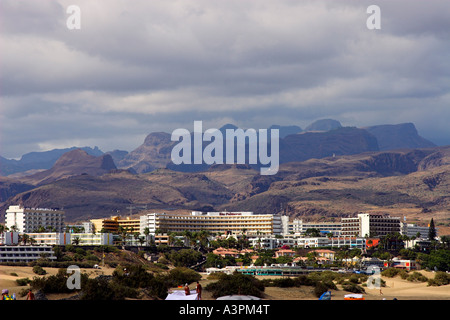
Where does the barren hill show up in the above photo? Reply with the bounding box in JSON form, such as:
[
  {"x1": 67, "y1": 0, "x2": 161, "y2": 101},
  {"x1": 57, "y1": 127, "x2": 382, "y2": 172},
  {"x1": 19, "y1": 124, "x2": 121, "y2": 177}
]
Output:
[{"x1": 17, "y1": 149, "x2": 117, "y2": 186}]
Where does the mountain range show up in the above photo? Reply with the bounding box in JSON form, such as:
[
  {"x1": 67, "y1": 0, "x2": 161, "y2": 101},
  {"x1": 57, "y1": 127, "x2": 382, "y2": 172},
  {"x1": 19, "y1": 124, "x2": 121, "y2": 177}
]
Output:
[
  {"x1": 0, "y1": 119, "x2": 447, "y2": 235},
  {"x1": 1, "y1": 120, "x2": 436, "y2": 177}
]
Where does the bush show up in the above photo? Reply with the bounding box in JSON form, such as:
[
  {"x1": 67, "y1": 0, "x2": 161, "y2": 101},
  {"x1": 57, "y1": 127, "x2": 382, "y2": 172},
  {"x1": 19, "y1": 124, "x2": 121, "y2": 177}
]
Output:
[
  {"x1": 112, "y1": 264, "x2": 154, "y2": 288},
  {"x1": 407, "y1": 272, "x2": 428, "y2": 282},
  {"x1": 10, "y1": 272, "x2": 18, "y2": 277},
  {"x1": 314, "y1": 281, "x2": 329, "y2": 298},
  {"x1": 31, "y1": 268, "x2": 88, "y2": 294},
  {"x1": 205, "y1": 273, "x2": 265, "y2": 299},
  {"x1": 381, "y1": 268, "x2": 401, "y2": 278},
  {"x1": 65, "y1": 244, "x2": 75, "y2": 253},
  {"x1": 85, "y1": 254, "x2": 100, "y2": 262},
  {"x1": 342, "y1": 283, "x2": 365, "y2": 294},
  {"x1": 80, "y1": 277, "x2": 138, "y2": 300},
  {"x1": 165, "y1": 267, "x2": 202, "y2": 287},
  {"x1": 434, "y1": 272, "x2": 450, "y2": 286},
  {"x1": 16, "y1": 278, "x2": 31, "y2": 286},
  {"x1": 75, "y1": 248, "x2": 86, "y2": 256},
  {"x1": 33, "y1": 265, "x2": 47, "y2": 275},
  {"x1": 165, "y1": 249, "x2": 203, "y2": 268}
]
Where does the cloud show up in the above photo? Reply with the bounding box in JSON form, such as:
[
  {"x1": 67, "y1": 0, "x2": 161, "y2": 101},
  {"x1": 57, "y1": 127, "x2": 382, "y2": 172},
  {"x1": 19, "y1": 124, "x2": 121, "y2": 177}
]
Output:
[{"x1": 1, "y1": 0, "x2": 450, "y2": 158}]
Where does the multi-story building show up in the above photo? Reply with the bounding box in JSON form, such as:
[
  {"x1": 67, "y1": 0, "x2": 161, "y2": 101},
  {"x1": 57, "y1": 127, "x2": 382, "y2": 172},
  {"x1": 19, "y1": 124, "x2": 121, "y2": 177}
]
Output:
[
  {"x1": 341, "y1": 213, "x2": 400, "y2": 238},
  {"x1": 28, "y1": 232, "x2": 114, "y2": 246},
  {"x1": 90, "y1": 216, "x2": 140, "y2": 234},
  {"x1": 0, "y1": 246, "x2": 56, "y2": 263},
  {"x1": 140, "y1": 211, "x2": 287, "y2": 236},
  {"x1": 5, "y1": 205, "x2": 65, "y2": 233},
  {"x1": 291, "y1": 219, "x2": 342, "y2": 236},
  {"x1": 71, "y1": 233, "x2": 114, "y2": 246},
  {"x1": 330, "y1": 237, "x2": 366, "y2": 249},
  {"x1": 400, "y1": 222, "x2": 433, "y2": 240},
  {"x1": 28, "y1": 233, "x2": 71, "y2": 246}
]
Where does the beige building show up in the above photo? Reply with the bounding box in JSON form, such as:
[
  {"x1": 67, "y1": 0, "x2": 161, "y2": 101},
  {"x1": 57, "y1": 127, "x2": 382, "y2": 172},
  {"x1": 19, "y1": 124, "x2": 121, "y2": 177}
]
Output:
[
  {"x1": 90, "y1": 216, "x2": 140, "y2": 234},
  {"x1": 140, "y1": 211, "x2": 286, "y2": 236}
]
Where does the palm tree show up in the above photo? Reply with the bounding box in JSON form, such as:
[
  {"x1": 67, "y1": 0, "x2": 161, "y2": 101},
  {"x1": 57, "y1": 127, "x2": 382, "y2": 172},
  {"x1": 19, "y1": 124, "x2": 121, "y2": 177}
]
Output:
[
  {"x1": 138, "y1": 236, "x2": 145, "y2": 247},
  {"x1": 72, "y1": 236, "x2": 81, "y2": 245},
  {"x1": 117, "y1": 226, "x2": 128, "y2": 246},
  {"x1": 144, "y1": 227, "x2": 151, "y2": 246},
  {"x1": 21, "y1": 234, "x2": 30, "y2": 245}
]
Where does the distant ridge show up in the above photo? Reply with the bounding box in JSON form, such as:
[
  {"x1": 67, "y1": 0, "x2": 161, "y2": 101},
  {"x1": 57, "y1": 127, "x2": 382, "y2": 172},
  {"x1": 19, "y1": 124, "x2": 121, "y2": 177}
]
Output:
[
  {"x1": 0, "y1": 146, "x2": 104, "y2": 176},
  {"x1": 17, "y1": 149, "x2": 116, "y2": 186},
  {"x1": 364, "y1": 123, "x2": 436, "y2": 151},
  {"x1": 305, "y1": 119, "x2": 342, "y2": 132},
  {"x1": 0, "y1": 120, "x2": 438, "y2": 176}
]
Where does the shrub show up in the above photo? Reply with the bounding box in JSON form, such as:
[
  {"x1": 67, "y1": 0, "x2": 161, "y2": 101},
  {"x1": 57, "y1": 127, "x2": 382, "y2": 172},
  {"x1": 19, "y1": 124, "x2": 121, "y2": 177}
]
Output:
[
  {"x1": 342, "y1": 283, "x2": 365, "y2": 294},
  {"x1": 153, "y1": 262, "x2": 169, "y2": 270},
  {"x1": 112, "y1": 264, "x2": 154, "y2": 288},
  {"x1": 10, "y1": 272, "x2": 18, "y2": 277},
  {"x1": 31, "y1": 268, "x2": 88, "y2": 294},
  {"x1": 75, "y1": 248, "x2": 86, "y2": 256},
  {"x1": 165, "y1": 267, "x2": 202, "y2": 287},
  {"x1": 33, "y1": 265, "x2": 47, "y2": 275},
  {"x1": 65, "y1": 244, "x2": 75, "y2": 253},
  {"x1": 85, "y1": 254, "x2": 100, "y2": 262},
  {"x1": 433, "y1": 272, "x2": 450, "y2": 286},
  {"x1": 205, "y1": 273, "x2": 265, "y2": 299},
  {"x1": 270, "y1": 278, "x2": 296, "y2": 288},
  {"x1": 314, "y1": 281, "x2": 329, "y2": 298},
  {"x1": 381, "y1": 268, "x2": 400, "y2": 278},
  {"x1": 407, "y1": 272, "x2": 428, "y2": 282},
  {"x1": 16, "y1": 278, "x2": 31, "y2": 286},
  {"x1": 80, "y1": 277, "x2": 138, "y2": 300}
]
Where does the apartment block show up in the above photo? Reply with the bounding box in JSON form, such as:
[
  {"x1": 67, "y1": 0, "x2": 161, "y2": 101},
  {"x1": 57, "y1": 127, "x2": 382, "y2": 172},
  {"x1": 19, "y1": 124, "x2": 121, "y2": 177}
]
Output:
[
  {"x1": 341, "y1": 213, "x2": 400, "y2": 238},
  {"x1": 28, "y1": 232, "x2": 114, "y2": 246},
  {"x1": 400, "y1": 222, "x2": 433, "y2": 239},
  {"x1": 0, "y1": 246, "x2": 56, "y2": 263},
  {"x1": 5, "y1": 205, "x2": 65, "y2": 233},
  {"x1": 28, "y1": 232, "x2": 71, "y2": 245},
  {"x1": 91, "y1": 216, "x2": 140, "y2": 234},
  {"x1": 140, "y1": 211, "x2": 287, "y2": 236}
]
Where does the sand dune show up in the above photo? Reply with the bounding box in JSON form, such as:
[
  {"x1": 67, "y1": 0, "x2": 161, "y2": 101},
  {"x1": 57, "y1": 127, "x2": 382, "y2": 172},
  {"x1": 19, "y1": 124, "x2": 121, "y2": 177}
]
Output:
[{"x1": 0, "y1": 266, "x2": 448, "y2": 300}]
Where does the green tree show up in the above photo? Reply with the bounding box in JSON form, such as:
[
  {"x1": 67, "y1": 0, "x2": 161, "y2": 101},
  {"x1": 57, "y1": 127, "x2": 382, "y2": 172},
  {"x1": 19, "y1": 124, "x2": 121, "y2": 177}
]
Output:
[
  {"x1": 143, "y1": 227, "x2": 151, "y2": 246},
  {"x1": 428, "y1": 218, "x2": 437, "y2": 240},
  {"x1": 165, "y1": 249, "x2": 203, "y2": 268},
  {"x1": 304, "y1": 228, "x2": 321, "y2": 237}
]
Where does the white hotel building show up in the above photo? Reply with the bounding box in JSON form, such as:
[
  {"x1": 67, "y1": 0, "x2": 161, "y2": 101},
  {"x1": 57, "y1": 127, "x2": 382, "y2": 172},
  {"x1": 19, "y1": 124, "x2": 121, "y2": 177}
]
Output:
[
  {"x1": 140, "y1": 211, "x2": 289, "y2": 237},
  {"x1": 27, "y1": 232, "x2": 114, "y2": 246},
  {"x1": 5, "y1": 205, "x2": 65, "y2": 233}
]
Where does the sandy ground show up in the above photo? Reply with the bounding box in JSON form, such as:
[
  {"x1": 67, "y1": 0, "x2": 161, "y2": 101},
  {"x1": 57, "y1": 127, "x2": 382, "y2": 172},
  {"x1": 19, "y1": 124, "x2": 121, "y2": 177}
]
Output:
[
  {"x1": 0, "y1": 265, "x2": 116, "y2": 300},
  {"x1": 1, "y1": 266, "x2": 449, "y2": 300},
  {"x1": 195, "y1": 271, "x2": 450, "y2": 301}
]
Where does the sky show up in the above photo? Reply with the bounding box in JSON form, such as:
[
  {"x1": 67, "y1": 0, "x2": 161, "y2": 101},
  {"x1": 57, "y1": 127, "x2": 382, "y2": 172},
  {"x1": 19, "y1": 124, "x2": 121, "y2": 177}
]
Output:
[{"x1": 1, "y1": 0, "x2": 450, "y2": 159}]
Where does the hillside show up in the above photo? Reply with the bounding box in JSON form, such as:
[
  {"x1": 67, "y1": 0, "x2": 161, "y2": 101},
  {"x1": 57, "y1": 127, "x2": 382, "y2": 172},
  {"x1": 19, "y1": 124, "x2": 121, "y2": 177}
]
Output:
[
  {"x1": 17, "y1": 149, "x2": 117, "y2": 186},
  {"x1": 0, "y1": 147, "x2": 104, "y2": 176}
]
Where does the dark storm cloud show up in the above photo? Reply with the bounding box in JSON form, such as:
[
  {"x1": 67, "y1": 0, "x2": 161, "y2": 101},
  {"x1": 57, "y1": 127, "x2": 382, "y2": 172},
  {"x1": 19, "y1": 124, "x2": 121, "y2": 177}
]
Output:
[{"x1": 1, "y1": 0, "x2": 450, "y2": 158}]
